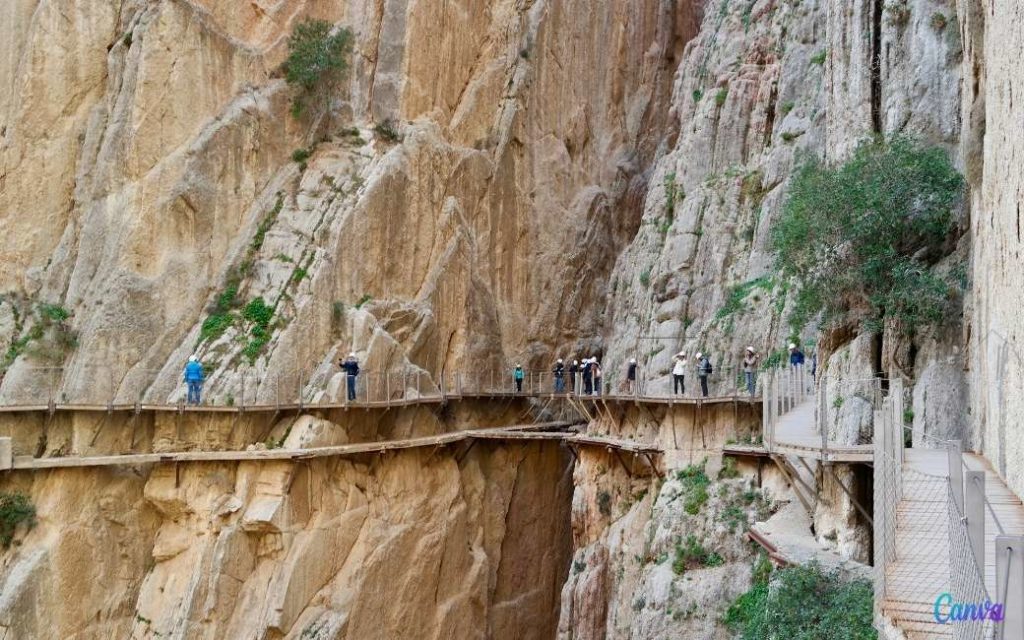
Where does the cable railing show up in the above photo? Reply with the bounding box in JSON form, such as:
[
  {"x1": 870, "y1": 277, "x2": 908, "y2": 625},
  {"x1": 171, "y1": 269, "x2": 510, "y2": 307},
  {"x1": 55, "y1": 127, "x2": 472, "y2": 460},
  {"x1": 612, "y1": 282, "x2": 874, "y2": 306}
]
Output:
[
  {"x1": 0, "y1": 364, "x2": 772, "y2": 408},
  {"x1": 873, "y1": 387, "x2": 1023, "y2": 639}
]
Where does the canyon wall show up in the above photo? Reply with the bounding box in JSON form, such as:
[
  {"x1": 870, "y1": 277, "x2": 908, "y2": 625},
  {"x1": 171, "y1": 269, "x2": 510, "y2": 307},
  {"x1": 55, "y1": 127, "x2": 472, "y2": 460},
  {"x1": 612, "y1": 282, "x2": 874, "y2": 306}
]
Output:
[
  {"x1": 964, "y1": 0, "x2": 1024, "y2": 498},
  {"x1": 0, "y1": 425, "x2": 574, "y2": 639}
]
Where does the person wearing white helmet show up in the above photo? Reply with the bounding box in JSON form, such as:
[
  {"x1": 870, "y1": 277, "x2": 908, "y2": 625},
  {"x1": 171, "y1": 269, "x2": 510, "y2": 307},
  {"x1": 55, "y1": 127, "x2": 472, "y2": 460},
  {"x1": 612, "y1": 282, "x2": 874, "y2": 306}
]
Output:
[
  {"x1": 184, "y1": 355, "x2": 205, "y2": 405},
  {"x1": 582, "y1": 357, "x2": 594, "y2": 395},
  {"x1": 553, "y1": 358, "x2": 566, "y2": 394},
  {"x1": 339, "y1": 351, "x2": 360, "y2": 401},
  {"x1": 788, "y1": 342, "x2": 805, "y2": 368},
  {"x1": 672, "y1": 351, "x2": 687, "y2": 395},
  {"x1": 696, "y1": 351, "x2": 712, "y2": 397},
  {"x1": 569, "y1": 359, "x2": 580, "y2": 394},
  {"x1": 743, "y1": 346, "x2": 758, "y2": 397},
  {"x1": 513, "y1": 364, "x2": 525, "y2": 393},
  {"x1": 591, "y1": 357, "x2": 603, "y2": 395},
  {"x1": 625, "y1": 357, "x2": 638, "y2": 395}
]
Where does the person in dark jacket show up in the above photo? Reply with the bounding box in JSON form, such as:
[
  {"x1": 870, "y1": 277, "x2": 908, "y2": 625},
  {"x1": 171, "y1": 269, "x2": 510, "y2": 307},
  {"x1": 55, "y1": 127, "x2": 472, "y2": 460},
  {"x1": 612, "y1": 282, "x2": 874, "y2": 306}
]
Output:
[
  {"x1": 568, "y1": 360, "x2": 579, "y2": 394},
  {"x1": 592, "y1": 358, "x2": 603, "y2": 395},
  {"x1": 625, "y1": 358, "x2": 638, "y2": 394},
  {"x1": 340, "y1": 352, "x2": 360, "y2": 401},
  {"x1": 553, "y1": 359, "x2": 566, "y2": 393},
  {"x1": 696, "y1": 352, "x2": 712, "y2": 398},
  {"x1": 788, "y1": 342, "x2": 806, "y2": 367},
  {"x1": 184, "y1": 355, "x2": 204, "y2": 405},
  {"x1": 582, "y1": 358, "x2": 593, "y2": 395},
  {"x1": 514, "y1": 364, "x2": 525, "y2": 393}
]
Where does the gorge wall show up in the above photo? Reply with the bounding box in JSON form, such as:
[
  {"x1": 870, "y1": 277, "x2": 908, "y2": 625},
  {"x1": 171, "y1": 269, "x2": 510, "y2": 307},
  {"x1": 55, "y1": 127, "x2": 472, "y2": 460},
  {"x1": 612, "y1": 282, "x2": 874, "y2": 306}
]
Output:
[{"x1": 0, "y1": 0, "x2": 1016, "y2": 638}]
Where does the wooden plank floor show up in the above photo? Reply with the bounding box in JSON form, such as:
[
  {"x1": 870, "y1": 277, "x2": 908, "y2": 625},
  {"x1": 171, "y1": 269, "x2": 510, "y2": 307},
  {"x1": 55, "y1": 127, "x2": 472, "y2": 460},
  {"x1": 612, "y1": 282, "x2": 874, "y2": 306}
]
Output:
[
  {"x1": 10, "y1": 422, "x2": 662, "y2": 470},
  {"x1": 882, "y1": 449, "x2": 1024, "y2": 638},
  {"x1": 0, "y1": 392, "x2": 759, "y2": 414},
  {"x1": 771, "y1": 400, "x2": 874, "y2": 462}
]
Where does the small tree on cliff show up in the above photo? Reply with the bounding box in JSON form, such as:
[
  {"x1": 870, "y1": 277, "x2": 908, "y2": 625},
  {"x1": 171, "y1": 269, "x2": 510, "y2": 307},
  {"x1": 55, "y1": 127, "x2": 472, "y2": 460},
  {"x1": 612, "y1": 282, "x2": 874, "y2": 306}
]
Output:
[
  {"x1": 284, "y1": 18, "x2": 353, "y2": 119},
  {"x1": 772, "y1": 136, "x2": 964, "y2": 336}
]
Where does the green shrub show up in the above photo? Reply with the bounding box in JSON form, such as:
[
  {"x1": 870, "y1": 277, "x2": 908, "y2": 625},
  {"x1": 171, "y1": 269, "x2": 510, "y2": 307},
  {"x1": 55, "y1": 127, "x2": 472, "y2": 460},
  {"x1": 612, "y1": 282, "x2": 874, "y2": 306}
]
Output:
[
  {"x1": 373, "y1": 119, "x2": 401, "y2": 142},
  {"x1": 284, "y1": 19, "x2": 354, "y2": 118},
  {"x1": 639, "y1": 269, "x2": 651, "y2": 289},
  {"x1": 596, "y1": 490, "x2": 612, "y2": 516},
  {"x1": 242, "y1": 297, "x2": 273, "y2": 329},
  {"x1": 724, "y1": 562, "x2": 876, "y2": 639},
  {"x1": 692, "y1": 89, "x2": 704, "y2": 102},
  {"x1": 719, "y1": 457, "x2": 740, "y2": 480},
  {"x1": 676, "y1": 462, "x2": 711, "y2": 514},
  {"x1": 37, "y1": 304, "x2": 70, "y2": 323},
  {"x1": 930, "y1": 12, "x2": 947, "y2": 30},
  {"x1": 672, "y1": 534, "x2": 724, "y2": 574},
  {"x1": 123, "y1": 32, "x2": 133, "y2": 47},
  {"x1": 715, "y1": 277, "x2": 773, "y2": 321},
  {"x1": 773, "y1": 136, "x2": 963, "y2": 336},
  {"x1": 780, "y1": 100, "x2": 795, "y2": 115},
  {"x1": 810, "y1": 50, "x2": 827, "y2": 65},
  {"x1": 291, "y1": 148, "x2": 311, "y2": 164},
  {"x1": 0, "y1": 492, "x2": 35, "y2": 548},
  {"x1": 715, "y1": 88, "x2": 728, "y2": 106},
  {"x1": 200, "y1": 312, "x2": 235, "y2": 343},
  {"x1": 780, "y1": 131, "x2": 798, "y2": 142}
]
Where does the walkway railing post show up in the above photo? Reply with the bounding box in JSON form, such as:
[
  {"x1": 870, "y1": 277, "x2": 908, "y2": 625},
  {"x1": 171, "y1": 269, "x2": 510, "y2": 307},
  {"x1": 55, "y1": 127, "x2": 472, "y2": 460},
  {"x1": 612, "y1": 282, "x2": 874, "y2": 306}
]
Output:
[
  {"x1": 821, "y1": 374, "x2": 828, "y2": 457},
  {"x1": 948, "y1": 440, "x2": 964, "y2": 516},
  {"x1": 873, "y1": 403, "x2": 887, "y2": 611},
  {"x1": 965, "y1": 470, "x2": 986, "y2": 575},
  {"x1": 995, "y1": 536, "x2": 1024, "y2": 640},
  {"x1": 762, "y1": 371, "x2": 770, "y2": 448}
]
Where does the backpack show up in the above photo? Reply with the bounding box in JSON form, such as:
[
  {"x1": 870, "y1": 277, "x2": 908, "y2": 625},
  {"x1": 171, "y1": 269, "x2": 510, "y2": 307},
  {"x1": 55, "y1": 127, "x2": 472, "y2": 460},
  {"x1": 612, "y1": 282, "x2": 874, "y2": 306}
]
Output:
[{"x1": 707, "y1": 362, "x2": 713, "y2": 374}]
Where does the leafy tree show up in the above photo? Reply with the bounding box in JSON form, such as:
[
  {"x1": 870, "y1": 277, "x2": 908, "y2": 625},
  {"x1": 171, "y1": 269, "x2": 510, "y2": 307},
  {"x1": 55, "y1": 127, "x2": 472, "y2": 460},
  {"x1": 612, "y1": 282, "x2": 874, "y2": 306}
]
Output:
[
  {"x1": 284, "y1": 19, "x2": 354, "y2": 118},
  {"x1": 773, "y1": 136, "x2": 963, "y2": 335}
]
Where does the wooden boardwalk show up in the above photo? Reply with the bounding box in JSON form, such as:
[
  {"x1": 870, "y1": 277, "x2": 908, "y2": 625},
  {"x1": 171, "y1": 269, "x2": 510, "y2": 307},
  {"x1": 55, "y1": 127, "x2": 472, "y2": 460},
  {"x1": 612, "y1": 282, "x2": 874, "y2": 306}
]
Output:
[
  {"x1": 882, "y1": 449, "x2": 1024, "y2": 638},
  {"x1": 0, "y1": 391, "x2": 759, "y2": 415},
  {"x1": 722, "y1": 399, "x2": 873, "y2": 463},
  {"x1": 8, "y1": 421, "x2": 663, "y2": 471}
]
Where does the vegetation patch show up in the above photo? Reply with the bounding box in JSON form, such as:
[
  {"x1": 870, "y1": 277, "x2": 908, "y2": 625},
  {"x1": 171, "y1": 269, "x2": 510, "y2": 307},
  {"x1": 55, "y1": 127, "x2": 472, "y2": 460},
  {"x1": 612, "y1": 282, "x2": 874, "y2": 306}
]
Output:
[
  {"x1": 0, "y1": 492, "x2": 36, "y2": 548},
  {"x1": 672, "y1": 534, "x2": 724, "y2": 575},
  {"x1": 810, "y1": 50, "x2": 827, "y2": 65},
  {"x1": 773, "y1": 136, "x2": 963, "y2": 336},
  {"x1": 284, "y1": 18, "x2": 354, "y2": 119},
  {"x1": 715, "y1": 87, "x2": 729, "y2": 107},
  {"x1": 373, "y1": 119, "x2": 401, "y2": 143},
  {"x1": 676, "y1": 462, "x2": 711, "y2": 515},
  {"x1": 724, "y1": 561, "x2": 876, "y2": 639}
]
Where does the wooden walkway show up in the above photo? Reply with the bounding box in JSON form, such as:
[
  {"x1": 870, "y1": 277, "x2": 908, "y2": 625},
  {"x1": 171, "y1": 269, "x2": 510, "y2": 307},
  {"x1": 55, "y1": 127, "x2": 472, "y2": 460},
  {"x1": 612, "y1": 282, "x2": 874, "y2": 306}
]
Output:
[
  {"x1": 8, "y1": 422, "x2": 663, "y2": 471},
  {"x1": 722, "y1": 399, "x2": 873, "y2": 463},
  {"x1": 882, "y1": 449, "x2": 1024, "y2": 638},
  {"x1": 0, "y1": 392, "x2": 759, "y2": 415}
]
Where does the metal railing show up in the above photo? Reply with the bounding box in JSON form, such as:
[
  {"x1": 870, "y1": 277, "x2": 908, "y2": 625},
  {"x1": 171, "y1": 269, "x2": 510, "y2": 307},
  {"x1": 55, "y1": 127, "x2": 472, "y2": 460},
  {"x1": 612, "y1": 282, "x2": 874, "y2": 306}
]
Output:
[
  {"x1": 0, "y1": 364, "x2": 769, "y2": 408},
  {"x1": 873, "y1": 390, "x2": 1023, "y2": 639}
]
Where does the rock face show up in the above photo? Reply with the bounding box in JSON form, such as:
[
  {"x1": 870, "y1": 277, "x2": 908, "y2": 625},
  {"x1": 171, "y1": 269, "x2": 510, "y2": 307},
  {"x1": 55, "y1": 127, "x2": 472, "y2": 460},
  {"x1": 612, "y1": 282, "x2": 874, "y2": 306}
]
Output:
[
  {"x1": 964, "y1": 0, "x2": 1024, "y2": 499},
  {"x1": 0, "y1": 0, "x2": 1006, "y2": 637},
  {"x1": 0, "y1": 432, "x2": 574, "y2": 639}
]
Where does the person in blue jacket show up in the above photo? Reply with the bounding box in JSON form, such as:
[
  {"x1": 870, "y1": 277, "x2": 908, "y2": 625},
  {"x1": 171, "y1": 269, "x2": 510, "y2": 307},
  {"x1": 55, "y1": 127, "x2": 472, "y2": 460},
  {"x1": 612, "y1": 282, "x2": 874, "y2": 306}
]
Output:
[
  {"x1": 789, "y1": 342, "x2": 806, "y2": 367},
  {"x1": 514, "y1": 364, "x2": 525, "y2": 392},
  {"x1": 184, "y1": 355, "x2": 205, "y2": 405},
  {"x1": 340, "y1": 352, "x2": 360, "y2": 401}
]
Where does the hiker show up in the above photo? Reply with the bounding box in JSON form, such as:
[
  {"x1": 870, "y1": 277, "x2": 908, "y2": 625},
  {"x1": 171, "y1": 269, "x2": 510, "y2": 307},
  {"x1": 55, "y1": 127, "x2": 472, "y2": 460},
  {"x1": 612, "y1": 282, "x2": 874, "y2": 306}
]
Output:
[
  {"x1": 553, "y1": 358, "x2": 566, "y2": 393},
  {"x1": 514, "y1": 364, "x2": 525, "y2": 393},
  {"x1": 810, "y1": 351, "x2": 818, "y2": 382},
  {"x1": 582, "y1": 358, "x2": 593, "y2": 395},
  {"x1": 788, "y1": 342, "x2": 805, "y2": 368},
  {"x1": 696, "y1": 352, "x2": 712, "y2": 397},
  {"x1": 742, "y1": 346, "x2": 758, "y2": 397},
  {"x1": 184, "y1": 355, "x2": 205, "y2": 405},
  {"x1": 340, "y1": 352, "x2": 360, "y2": 401},
  {"x1": 569, "y1": 359, "x2": 579, "y2": 394},
  {"x1": 592, "y1": 357, "x2": 603, "y2": 395},
  {"x1": 625, "y1": 358, "x2": 638, "y2": 394},
  {"x1": 672, "y1": 352, "x2": 687, "y2": 395}
]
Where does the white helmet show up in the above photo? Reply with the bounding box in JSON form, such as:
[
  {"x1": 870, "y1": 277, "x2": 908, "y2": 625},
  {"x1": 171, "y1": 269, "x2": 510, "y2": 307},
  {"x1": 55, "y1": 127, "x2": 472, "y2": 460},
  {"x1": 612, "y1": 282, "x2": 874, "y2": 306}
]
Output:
[
  {"x1": 188, "y1": 355, "x2": 198, "y2": 362},
  {"x1": 696, "y1": 352, "x2": 703, "y2": 358},
  {"x1": 557, "y1": 358, "x2": 563, "y2": 364},
  {"x1": 746, "y1": 346, "x2": 755, "y2": 352},
  {"x1": 676, "y1": 351, "x2": 686, "y2": 358},
  {"x1": 788, "y1": 343, "x2": 797, "y2": 350},
  {"x1": 629, "y1": 358, "x2": 636, "y2": 363}
]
